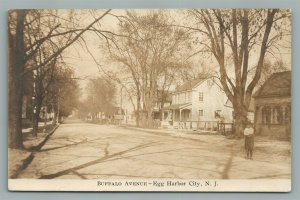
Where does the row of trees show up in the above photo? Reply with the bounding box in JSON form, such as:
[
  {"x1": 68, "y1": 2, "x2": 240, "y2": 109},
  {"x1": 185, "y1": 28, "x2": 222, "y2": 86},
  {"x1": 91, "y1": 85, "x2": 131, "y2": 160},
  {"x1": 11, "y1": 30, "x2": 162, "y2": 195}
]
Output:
[
  {"x1": 8, "y1": 9, "x2": 112, "y2": 149},
  {"x1": 93, "y1": 9, "x2": 290, "y2": 135},
  {"x1": 30, "y1": 59, "x2": 80, "y2": 136}
]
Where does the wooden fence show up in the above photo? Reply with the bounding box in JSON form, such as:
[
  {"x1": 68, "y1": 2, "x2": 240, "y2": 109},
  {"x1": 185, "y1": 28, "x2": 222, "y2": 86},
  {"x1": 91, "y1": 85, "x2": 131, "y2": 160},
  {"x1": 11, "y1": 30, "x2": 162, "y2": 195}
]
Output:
[{"x1": 169, "y1": 121, "x2": 234, "y2": 134}]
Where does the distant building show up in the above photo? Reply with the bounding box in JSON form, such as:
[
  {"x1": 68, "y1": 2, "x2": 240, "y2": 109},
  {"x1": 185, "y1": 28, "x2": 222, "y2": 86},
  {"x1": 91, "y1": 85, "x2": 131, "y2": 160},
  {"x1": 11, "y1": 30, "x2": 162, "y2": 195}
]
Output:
[
  {"x1": 253, "y1": 71, "x2": 291, "y2": 139},
  {"x1": 162, "y1": 77, "x2": 233, "y2": 130}
]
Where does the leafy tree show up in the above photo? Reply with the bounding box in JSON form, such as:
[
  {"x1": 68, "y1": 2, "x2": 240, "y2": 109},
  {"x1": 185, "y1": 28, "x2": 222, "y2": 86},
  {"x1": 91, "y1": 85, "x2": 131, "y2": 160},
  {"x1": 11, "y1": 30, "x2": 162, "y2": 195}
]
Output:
[
  {"x1": 81, "y1": 77, "x2": 117, "y2": 121},
  {"x1": 46, "y1": 65, "x2": 80, "y2": 124}
]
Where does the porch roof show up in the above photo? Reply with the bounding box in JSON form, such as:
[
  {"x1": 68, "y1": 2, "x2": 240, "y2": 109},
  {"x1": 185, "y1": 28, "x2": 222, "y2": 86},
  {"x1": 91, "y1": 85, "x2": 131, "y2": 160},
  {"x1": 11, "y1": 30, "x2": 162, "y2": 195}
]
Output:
[{"x1": 162, "y1": 103, "x2": 192, "y2": 110}]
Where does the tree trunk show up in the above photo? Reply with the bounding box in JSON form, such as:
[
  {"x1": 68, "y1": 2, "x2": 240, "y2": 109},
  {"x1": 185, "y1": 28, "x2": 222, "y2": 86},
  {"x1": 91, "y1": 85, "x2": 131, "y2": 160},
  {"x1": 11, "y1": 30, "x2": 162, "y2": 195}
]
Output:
[
  {"x1": 32, "y1": 98, "x2": 42, "y2": 136},
  {"x1": 9, "y1": 71, "x2": 24, "y2": 149},
  {"x1": 136, "y1": 94, "x2": 141, "y2": 127},
  {"x1": 52, "y1": 113, "x2": 57, "y2": 125},
  {"x1": 8, "y1": 10, "x2": 26, "y2": 149},
  {"x1": 233, "y1": 106, "x2": 248, "y2": 138},
  {"x1": 146, "y1": 111, "x2": 154, "y2": 128},
  {"x1": 51, "y1": 103, "x2": 57, "y2": 125}
]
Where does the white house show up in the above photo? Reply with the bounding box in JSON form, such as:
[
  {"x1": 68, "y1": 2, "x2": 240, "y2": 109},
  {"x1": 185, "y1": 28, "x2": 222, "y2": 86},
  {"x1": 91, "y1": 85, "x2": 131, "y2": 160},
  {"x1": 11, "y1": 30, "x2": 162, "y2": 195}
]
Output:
[{"x1": 162, "y1": 77, "x2": 233, "y2": 130}]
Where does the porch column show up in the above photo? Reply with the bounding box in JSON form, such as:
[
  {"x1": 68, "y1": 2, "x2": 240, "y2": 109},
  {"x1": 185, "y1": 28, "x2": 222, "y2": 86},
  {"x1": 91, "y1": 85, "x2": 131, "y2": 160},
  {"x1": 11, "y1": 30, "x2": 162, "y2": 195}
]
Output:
[
  {"x1": 282, "y1": 105, "x2": 286, "y2": 124},
  {"x1": 270, "y1": 106, "x2": 274, "y2": 124},
  {"x1": 179, "y1": 109, "x2": 182, "y2": 122},
  {"x1": 272, "y1": 107, "x2": 276, "y2": 124},
  {"x1": 162, "y1": 111, "x2": 165, "y2": 121},
  {"x1": 171, "y1": 110, "x2": 174, "y2": 122}
]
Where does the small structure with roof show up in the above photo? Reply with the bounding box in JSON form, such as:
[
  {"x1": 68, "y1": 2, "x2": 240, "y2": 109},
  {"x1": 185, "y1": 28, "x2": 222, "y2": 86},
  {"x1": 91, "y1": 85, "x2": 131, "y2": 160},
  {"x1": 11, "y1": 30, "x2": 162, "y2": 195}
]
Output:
[{"x1": 253, "y1": 71, "x2": 291, "y2": 139}]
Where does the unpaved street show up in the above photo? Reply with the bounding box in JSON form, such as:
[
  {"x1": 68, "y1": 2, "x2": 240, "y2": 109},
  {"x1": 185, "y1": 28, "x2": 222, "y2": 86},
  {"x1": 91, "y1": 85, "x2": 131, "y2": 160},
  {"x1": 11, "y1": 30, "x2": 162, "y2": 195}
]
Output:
[{"x1": 18, "y1": 120, "x2": 291, "y2": 180}]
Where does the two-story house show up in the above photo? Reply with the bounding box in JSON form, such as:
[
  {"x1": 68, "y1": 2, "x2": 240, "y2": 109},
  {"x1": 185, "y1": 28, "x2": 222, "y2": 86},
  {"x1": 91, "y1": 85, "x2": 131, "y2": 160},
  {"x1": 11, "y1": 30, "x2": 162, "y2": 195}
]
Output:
[{"x1": 162, "y1": 77, "x2": 233, "y2": 130}]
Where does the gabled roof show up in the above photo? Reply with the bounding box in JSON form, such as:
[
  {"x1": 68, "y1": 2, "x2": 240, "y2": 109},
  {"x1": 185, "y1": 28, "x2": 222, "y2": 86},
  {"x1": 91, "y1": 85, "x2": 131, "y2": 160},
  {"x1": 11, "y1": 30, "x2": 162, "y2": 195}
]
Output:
[
  {"x1": 175, "y1": 77, "x2": 207, "y2": 93},
  {"x1": 253, "y1": 71, "x2": 291, "y2": 98}
]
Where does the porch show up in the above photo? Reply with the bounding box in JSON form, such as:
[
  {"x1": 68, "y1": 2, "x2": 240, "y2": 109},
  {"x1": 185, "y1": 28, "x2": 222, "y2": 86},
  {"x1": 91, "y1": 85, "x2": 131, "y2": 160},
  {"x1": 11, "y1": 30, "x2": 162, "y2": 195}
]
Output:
[
  {"x1": 161, "y1": 103, "x2": 191, "y2": 127},
  {"x1": 161, "y1": 103, "x2": 233, "y2": 133},
  {"x1": 254, "y1": 103, "x2": 291, "y2": 139}
]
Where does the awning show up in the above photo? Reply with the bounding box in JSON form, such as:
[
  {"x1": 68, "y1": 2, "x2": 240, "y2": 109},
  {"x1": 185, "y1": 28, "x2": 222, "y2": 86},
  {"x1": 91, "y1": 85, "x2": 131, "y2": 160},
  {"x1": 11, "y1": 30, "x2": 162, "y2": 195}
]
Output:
[{"x1": 162, "y1": 103, "x2": 192, "y2": 110}]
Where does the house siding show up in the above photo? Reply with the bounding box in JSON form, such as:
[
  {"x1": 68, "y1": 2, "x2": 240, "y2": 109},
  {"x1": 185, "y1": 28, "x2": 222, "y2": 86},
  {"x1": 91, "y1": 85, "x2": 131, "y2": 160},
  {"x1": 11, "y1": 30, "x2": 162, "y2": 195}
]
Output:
[
  {"x1": 190, "y1": 80, "x2": 232, "y2": 123},
  {"x1": 169, "y1": 79, "x2": 233, "y2": 124}
]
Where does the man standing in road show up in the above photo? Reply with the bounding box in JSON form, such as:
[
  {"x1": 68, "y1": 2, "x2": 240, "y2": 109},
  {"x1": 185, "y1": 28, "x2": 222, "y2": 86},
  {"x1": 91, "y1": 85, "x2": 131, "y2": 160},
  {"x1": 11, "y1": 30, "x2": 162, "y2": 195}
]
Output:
[{"x1": 244, "y1": 123, "x2": 254, "y2": 160}]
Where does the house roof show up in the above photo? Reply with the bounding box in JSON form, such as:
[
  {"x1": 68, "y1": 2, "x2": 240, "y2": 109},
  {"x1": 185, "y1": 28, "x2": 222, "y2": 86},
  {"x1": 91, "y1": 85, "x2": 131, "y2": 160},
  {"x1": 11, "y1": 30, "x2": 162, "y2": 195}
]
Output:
[
  {"x1": 253, "y1": 71, "x2": 291, "y2": 98},
  {"x1": 175, "y1": 77, "x2": 207, "y2": 93}
]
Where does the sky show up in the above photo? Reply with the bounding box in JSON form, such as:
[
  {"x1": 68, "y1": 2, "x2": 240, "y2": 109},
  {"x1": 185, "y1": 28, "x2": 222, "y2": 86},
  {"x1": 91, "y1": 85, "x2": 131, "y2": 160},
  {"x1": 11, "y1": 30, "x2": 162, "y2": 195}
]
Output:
[{"x1": 60, "y1": 9, "x2": 292, "y2": 112}]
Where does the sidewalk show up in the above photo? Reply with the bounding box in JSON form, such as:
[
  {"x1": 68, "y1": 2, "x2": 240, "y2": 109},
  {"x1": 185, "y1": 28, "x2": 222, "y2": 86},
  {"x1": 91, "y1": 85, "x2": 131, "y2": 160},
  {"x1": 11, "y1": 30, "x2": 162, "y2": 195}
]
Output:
[{"x1": 8, "y1": 123, "x2": 59, "y2": 178}]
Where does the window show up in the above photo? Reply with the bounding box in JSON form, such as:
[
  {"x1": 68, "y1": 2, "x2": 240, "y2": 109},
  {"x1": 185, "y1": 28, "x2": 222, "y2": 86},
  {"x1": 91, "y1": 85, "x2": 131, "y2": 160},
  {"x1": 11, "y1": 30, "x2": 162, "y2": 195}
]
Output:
[
  {"x1": 199, "y1": 92, "x2": 203, "y2": 101},
  {"x1": 199, "y1": 110, "x2": 203, "y2": 117},
  {"x1": 215, "y1": 110, "x2": 221, "y2": 118}
]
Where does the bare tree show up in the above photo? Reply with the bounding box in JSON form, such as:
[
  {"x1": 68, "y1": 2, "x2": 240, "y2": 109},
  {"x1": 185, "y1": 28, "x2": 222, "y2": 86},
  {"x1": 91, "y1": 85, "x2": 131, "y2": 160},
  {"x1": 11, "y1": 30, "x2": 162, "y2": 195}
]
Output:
[
  {"x1": 8, "y1": 9, "x2": 111, "y2": 149},
  {"x1": 31, "y1": 56, "x2": 57, "y2": 136},
  {"x1": 187, "y1": 9, "x2": 291, "y2": 137},
  {"x1": 104, "y1": 10, "x2": 192, "y2": 127}
]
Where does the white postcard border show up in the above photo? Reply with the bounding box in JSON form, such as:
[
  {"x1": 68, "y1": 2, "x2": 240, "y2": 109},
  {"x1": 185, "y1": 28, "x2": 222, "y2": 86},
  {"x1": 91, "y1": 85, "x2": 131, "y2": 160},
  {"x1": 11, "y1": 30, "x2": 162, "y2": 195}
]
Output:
[{"x1": 8, "y1": 179, "x2": 291, "y2": 192}]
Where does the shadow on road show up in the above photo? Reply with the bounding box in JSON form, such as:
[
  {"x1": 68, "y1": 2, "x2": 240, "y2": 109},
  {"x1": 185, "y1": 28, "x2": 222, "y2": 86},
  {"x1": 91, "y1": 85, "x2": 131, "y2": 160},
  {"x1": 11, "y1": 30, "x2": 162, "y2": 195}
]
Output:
[{"x1": 39, "y1": 141, "x2": 160, "y2": 179}]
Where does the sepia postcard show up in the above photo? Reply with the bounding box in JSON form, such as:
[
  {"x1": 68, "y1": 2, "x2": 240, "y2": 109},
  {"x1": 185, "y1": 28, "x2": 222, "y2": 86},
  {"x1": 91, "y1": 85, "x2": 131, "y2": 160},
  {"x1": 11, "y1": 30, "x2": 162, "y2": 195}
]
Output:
[{"x1": 8, "y1": 8, "x2": 292, "y2": 192}]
